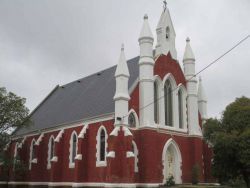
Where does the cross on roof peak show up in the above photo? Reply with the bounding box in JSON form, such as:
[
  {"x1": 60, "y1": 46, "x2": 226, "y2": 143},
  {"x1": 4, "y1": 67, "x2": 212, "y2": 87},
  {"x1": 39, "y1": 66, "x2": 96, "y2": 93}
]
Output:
[{"x1": 163, "y1": 0, "x2": 167, "y2": 11}]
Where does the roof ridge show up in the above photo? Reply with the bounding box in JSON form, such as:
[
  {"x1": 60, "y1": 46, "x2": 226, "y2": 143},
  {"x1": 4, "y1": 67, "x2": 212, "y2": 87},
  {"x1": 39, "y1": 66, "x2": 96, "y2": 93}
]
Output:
[{"x1": 62, "y1": 56, "x2": 139, "y2": 87}]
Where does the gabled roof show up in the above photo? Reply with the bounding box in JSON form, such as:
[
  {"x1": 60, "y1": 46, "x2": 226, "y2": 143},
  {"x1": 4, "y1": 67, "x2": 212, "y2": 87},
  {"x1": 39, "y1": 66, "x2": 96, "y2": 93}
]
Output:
[{"x1": 14, "y1": 56, "x2": 139, "y2": 136}]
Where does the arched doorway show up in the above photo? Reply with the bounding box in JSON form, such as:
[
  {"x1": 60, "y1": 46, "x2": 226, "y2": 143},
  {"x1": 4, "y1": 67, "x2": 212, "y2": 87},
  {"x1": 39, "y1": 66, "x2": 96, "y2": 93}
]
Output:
[{"x1": 162, "y1": 138, "x2": 182, "y2": 184}]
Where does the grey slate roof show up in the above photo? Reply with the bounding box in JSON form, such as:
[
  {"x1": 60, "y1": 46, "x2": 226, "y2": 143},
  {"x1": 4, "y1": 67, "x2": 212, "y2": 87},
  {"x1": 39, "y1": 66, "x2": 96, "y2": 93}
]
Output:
[{"x1": 14, "y1": 56, "x2": 140, "y2": 136}]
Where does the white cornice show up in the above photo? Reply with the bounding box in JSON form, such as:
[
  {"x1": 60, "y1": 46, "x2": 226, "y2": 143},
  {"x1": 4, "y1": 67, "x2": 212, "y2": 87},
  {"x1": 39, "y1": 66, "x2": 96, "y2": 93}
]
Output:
[{"x1": 12, "y1": 113, "x2": 114, "y2": 140}]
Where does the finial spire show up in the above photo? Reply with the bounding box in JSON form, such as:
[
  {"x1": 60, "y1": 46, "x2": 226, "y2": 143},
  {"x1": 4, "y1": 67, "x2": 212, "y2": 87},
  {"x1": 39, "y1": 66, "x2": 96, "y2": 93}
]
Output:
[
  {"x1": 183, "y1": 37, "x2": 195, "y2": 61},
  {"x1": 139, "y1": 14, "x2": 153, "y2": 40},
  {"x1": 115, "y1": 43, "x2": 129, "y2": 77}
]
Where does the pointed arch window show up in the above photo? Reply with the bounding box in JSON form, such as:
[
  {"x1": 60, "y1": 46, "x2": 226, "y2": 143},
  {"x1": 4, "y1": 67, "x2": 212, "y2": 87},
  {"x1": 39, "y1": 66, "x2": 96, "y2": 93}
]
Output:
[
  {"x1": 178, "y1": 89, "x2": 183, "y2": 128},
  {"x1": 164, "y1": 80, "x2": 173, "y2": 126},
  {"x1": 96, "y1": 126, "x2": 108, "y2": 167},
  {"x1": 154, "y1": 81, "x2": 159, "y2": 124},
  {"x1": 100, "y1": 130, "x2": 105, "y2": 161},
  {"x1": 128, "y1": 113, "x2": 136, "y2": 127},
  {"x1": 69, "y1": 131, "x2": 78, "y2": 168},
  {"x1": 47, "y1": 136, "x2": 55, "y2": 169},
  {"x1": 29, "y1": 139, "x2": 36, "y2": 170},
  {"x1": 13, "y1": 142, "x2": 19, "y2": 170}
]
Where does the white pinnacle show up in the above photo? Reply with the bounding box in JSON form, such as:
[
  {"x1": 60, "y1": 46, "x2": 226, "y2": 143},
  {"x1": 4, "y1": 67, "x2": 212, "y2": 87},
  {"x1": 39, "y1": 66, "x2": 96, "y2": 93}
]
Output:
[
  {"x1": 183, "y1": 37, "x2": 195, "y2": 62},
  {"x1": 198, "y1": 76, "x2": 207, "y2": 102},
  {"x1": 139, "y1": 14, "x2": 153, "y2": 40},
  {"x1": 115, "y1": 44, "x2": 129, "y2": 77}
]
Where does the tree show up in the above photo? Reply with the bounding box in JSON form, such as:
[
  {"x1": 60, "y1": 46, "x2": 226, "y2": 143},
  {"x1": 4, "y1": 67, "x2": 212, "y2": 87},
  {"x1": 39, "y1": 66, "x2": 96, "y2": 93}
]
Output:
[
  {"x1": 203, "y1": 96, "x2": 250, "y2": 188},
  {"x1": 0, "y1": 87, "x2": 30, "y2": 150},
  {"x1": 0, "y1": 87, "x2": 31, "y2": 180}
]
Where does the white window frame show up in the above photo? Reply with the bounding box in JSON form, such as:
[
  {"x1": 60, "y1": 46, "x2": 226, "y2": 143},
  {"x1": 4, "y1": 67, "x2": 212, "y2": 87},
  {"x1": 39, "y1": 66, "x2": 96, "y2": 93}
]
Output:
[
  {"x1": 13, "y1": 142, "x2": 19, "y2": 170},
  {"x1": 128, "y1": 109, "x2": 139, "y2": 129},
  {"x1": 177, "y1": 84, "x2": 187, "y2": 131},
  {"x1": 29, "y1": 139, "x2": 36, "y2": 170},
  {"x1": 132, "y1": 141, "x2": 139, "y2": 173},
  {"x1": 96, "y1": 125, "x2": 108, "y2": 167},
  {"x1": 69, "y1": 131, "x2": 78, "y2": 169},
  {"x1": 47, "y1": 135, "x2": 55, "y2": 169},
  {"x1": 155, "y1": 73, "x2": 188, "y2": 133}
]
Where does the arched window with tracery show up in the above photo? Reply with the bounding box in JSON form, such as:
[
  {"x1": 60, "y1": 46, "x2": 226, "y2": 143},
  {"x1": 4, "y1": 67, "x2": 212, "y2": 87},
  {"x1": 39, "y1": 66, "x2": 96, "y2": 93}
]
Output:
[
  {"x1": 96, "y1": 126, "x2": 108, "y2": 167},
  {"x1": 128, "y1": 113, "x2": 136, "y2": 127},
  {"x1": 154, "y1": 81, "x2": 159, "y2": 124},
  {"x1": 178, "y1": 89, "x2": 183, "y2": 129},
  {"x1": 164, "y1": 80, "x2": 173, "y2": 126}
]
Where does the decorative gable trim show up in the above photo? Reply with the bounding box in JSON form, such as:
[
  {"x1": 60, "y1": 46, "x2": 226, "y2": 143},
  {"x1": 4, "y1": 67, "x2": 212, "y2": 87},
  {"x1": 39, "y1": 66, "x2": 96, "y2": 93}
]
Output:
[
  {"x1": 55, "y1": 129, "x2": 64, "y2": 143},
  {"x1": 78, "y1": 124, "x2": 89, "y2": 139},
  {"x1": 35, "y1": 133, "x2": 44, "y2": 146}
]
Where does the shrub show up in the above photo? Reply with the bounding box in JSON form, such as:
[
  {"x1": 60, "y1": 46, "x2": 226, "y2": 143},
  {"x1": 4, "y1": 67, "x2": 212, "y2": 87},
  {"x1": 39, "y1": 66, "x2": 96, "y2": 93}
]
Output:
[
  {"x1": 165, "y1": 175, "x2": 175, "y2": 187},
  {"x1": 191, "y1": 163, "x2": 200, "y2": 185}
]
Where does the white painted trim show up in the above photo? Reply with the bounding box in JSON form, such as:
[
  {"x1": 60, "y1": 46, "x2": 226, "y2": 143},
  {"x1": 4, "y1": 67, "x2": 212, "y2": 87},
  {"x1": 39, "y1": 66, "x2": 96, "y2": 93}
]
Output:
[
  {"x1": 13, "y1": 142, "x2": 19, "y2": 170},
  {"x1": 162, "y1": 73, "x2": 178, "y2": 129},
  {"x1": 12, "y1": 113, "x2": 114, "y2": 139},
  {"x1": 14, "y1": 142, "x2": 18, "y2": 158},
  {"x1": 110, "y1": 126, "x2": 120, "y2": 136},
  {"x1": 153, "y1": 75, "x2": 163, "y2": 125},
  {"x1": 135, "y1": 126, "x2": 202, "y2": 138},
  {"x1": 107, "y1": 151, "x2": 115, "y2": 158},
  {"x1": 51, "y1": 156, "x2": 58, "y2": 162},
  {"x1": 96, "y1": 125, "x2": 108, "y2": 167},
  {"x1": 55, "y1": 129, "x2": 64, "y2": 142},
  {"x1": 132, "y1": 141, "x2": 139, "y2": 173},
  {"x1": 47, "y1": 135, "x2": 55, "y2": 169},
  {"x1": 4, "y1": 181, "x2": 160, "y2": 187},
  {"x1": 69, "y1": 162, "x2": 75, "y2": 169},
  {"x1": 75, "y1": 154, "x2": 82, "y2": 160},
  {"x1": 69, "y1": 131, "x2": 78, "y2": 168},
  {"x1": 157, "y1": 124, "x2": 188, "y2": 133},
  {"x1": 162, "y1": 138, "x2": 182, "y2": 184},
  {"x1": 128, "y1": 109, "x2": 139, "y2": 128},
  {"x1": 78, "y1": 124, "x2": 89, "y2": 138},
  {"x1": 126, "y1": 151, "x2": 134, "y2": 158},
  {"x1": 18, "y1": 136, "x2": 27, "y2": 149},
  {"x1": 177, "y1": 84, "x2": 188, "y2": 130},
  {"x1": 35, "y1": 133, "x2": 44, "y2": 146},
  {"x1": 29, "y1": 138, "x2": 36, "y2": 170},
  {"x1": 122, "y1": 126, "x2": 133, "y2": 136}
]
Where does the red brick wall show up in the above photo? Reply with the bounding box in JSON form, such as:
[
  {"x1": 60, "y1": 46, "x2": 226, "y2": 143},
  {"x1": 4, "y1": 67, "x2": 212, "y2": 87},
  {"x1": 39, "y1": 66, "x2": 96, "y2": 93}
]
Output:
[{"x1": 2, "y1": 53, "x2": 212, "y2": 184}]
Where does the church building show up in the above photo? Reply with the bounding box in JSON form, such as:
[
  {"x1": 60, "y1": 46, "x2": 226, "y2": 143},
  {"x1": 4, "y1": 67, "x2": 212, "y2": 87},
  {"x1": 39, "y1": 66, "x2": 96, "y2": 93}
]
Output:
[{"x1": 1, "y1": 3, "x2": 213, "y2": 187}]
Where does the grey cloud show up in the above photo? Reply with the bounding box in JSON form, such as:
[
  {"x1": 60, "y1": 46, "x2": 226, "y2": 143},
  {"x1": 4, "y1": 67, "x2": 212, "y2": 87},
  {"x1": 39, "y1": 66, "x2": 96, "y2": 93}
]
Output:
[{"x1": 0, "y1": 0, "x2": 249, "y2": 118}]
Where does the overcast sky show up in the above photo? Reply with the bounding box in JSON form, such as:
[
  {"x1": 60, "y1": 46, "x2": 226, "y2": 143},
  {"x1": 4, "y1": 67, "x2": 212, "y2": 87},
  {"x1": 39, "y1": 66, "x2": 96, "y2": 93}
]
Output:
[{"x1": 0, "y1": 0, "x2": 249, "y2": 118}]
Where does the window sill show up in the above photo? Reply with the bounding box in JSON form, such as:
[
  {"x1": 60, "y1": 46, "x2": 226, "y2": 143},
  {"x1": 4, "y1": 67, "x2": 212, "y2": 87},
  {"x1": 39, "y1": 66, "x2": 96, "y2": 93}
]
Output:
[
  {"x1": 96, "y1": 160, "x2": 107, "y2": 167},
  {"x1": 31, "y1": 158, "x2": 37, "y2": 163},
  {"x1": 157, "y1": 124, "x2": 188, "y2": 133},
  {"x1": 69, "y1": 163, "x2": 75, "y2": 169},
  {"x1": 47, "y1": 164, "x2": 51, "y2": 170}
]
